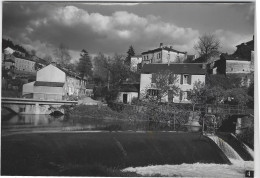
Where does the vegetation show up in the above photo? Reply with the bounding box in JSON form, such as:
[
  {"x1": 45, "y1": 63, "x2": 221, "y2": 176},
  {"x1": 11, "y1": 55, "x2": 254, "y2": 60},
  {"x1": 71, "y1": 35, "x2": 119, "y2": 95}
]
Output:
[
  {"x1": 194, "y1": 33, "x2": 220, "y2": 63},
  {"x1": 77, "y1": 49, "x2": 93, "y2": 79},
  {"x1": 143, "y1": 70, "x2": 180, "y2": 102},
  {"x1": 53, "y1": 43, "x2": 71, "y2": 66},
  {"x1": 125, "y1": 45, "x2": 135, "y2": 67}
]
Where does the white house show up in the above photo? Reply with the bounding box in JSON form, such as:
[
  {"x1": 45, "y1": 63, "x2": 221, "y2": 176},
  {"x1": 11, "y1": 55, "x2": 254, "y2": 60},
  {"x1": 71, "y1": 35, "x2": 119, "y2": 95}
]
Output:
[
  {"x1": 139, "y1": 63, "x2": 206, "y2": 103},
  {"x1": 141, "y1": 43, "x2": 187, "y2": 65},
  {"x1": 22, "y1": 63, "x2": 89, "y2": 100},
  {"x1": 117, "y1": 83, "x2": 139, "y2": 104},
  {"x1": 130, "y1": 55, "x2": 142, "y2": 72},
  {"x1": 4, "y1": 47, "x2": 15, "y2": 55}
]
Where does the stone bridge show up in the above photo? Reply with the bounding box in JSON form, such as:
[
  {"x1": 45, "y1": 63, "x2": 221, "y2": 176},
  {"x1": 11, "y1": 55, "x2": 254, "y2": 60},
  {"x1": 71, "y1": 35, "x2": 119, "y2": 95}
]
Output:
[{"x1": 1, "y1": 97, "x2": 78, "y2": 115}]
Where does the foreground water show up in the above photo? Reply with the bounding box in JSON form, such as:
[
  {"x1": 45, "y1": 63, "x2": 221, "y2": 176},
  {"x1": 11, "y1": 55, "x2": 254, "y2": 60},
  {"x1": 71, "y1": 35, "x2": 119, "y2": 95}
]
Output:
[{"x1": 1, "y1": 114, "x2": 254, "y2": 177}]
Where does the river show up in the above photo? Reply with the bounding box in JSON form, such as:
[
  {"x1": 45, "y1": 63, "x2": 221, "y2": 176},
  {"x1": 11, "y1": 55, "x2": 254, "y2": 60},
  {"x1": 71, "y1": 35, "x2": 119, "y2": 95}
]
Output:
[{"x1": 1, "y1": 114, "x2": 254, "y2": 177}]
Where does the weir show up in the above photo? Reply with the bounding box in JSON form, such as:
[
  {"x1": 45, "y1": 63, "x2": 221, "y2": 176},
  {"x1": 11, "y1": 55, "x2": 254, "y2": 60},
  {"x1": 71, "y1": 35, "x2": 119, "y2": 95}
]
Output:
[{"x1": 208, "y1": 135, "x2": 243, "y2": 163}]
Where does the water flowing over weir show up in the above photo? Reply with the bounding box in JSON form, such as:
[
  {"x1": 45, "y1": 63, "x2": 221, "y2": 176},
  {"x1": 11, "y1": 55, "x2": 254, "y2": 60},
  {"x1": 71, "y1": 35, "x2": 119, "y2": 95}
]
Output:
[{"x1": 208, "y1": 135, "x2": 243, "y2": 163}]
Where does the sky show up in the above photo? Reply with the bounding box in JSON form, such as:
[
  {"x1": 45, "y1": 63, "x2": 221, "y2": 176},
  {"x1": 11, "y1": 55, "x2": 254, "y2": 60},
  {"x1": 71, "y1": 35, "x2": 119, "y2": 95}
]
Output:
[{"x1": 2, "y1": 2, "x2": 255, "y2": 63}]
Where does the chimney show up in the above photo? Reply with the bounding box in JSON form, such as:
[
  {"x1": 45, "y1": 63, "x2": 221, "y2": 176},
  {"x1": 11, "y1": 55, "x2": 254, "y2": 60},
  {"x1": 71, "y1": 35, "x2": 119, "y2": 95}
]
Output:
[
  {"x1": 160, "y1": 43, "x2": 163, "y2": 48},
  {"x1": 202, "y1": 63, "x2": 206, "y2": 69},
  {"x1": 170, "y1": 46, "x2": 173, "y2": 49}
]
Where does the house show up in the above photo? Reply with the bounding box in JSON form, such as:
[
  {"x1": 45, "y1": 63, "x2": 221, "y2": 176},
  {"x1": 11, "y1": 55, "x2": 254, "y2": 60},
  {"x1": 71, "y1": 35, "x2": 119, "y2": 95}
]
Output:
[
  {"x1": 3, "y1": 54, "x2": 15, "y2": 69},
  {"x1": 141, "y1": 43, "x2": 187, "y2": 65},
  {"x1": 139, "y1": 63, "x2": 206, "y2": 103},
  {"x1": 22, "y1": 63, "x2": 89, "y2": 100},
  {"x1": 117, "y1": 83, "x2": 139, "y2": 104},
  {"x1": 130, "y1": 55, "x2": 142, "y2": 72},
  {"x1": 212, "y1": 52, "x2": 254, "y2": 87},
  {"x1": 14, "y1": 56, "x2": 36, "y2": 73},
  {"x1": 4, "y1": 47, "x2": 15, "y2": 55}
]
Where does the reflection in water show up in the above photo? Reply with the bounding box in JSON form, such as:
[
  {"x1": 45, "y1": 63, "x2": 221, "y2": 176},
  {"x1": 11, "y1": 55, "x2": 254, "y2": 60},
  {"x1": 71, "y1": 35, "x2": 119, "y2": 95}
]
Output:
[{"x1": 1, "y1": 114, "x2": 200, "y2": 134}]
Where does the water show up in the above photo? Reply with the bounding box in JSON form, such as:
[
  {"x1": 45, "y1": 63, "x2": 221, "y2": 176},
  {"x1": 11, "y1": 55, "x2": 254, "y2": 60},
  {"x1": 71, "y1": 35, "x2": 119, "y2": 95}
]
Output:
[
  {"x1": 208, "y1": 135, "x2": 243, "y2": 163},
  {"x1": 1, "y1": 114, "x2": 196, "y2": 135}
]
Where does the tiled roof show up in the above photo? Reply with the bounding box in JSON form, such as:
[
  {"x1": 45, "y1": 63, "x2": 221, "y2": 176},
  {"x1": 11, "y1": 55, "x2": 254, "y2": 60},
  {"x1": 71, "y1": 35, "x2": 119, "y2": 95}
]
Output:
[
  {"x1": 34, "y1": 81, "x2": 65, "y2": 87},
  {"x1": 142, "y1": 46, "x2": 186, "y2": 55},
  {"x1": 119, "y1": 83, "x2": 139, "y2": 92},
  {"x1": 141, "y1": 63, "x2": 207, "y2": 75}
]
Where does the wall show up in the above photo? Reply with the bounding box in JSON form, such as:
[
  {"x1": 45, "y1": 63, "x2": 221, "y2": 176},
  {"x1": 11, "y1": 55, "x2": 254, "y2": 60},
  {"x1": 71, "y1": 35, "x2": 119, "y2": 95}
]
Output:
[
  {"x1": 33, "y1": 86, "x2": 64, "y2": 100},
  {"x1": 65, "y1": 76, "x2": 81, "y2": 96},
  {"x1": 226, "y1": 60, "x2": 251, "y2": 74},
  {"x1": 14, "y1": 57, "x2": 36, "y2": 73},
  {"x1": 142, "y1": 49, "x2": 186, "y2": 64},
  {"x1": 117, "y1": 92, "x2": 139, "y2": 104},
  {"x1": 130, "y1": 56, "x2": 142, "y2": 71},
  {"x1": 22, "y1": 82, "x2": 35, "y2": 95},
  {"x1": 140, "y1": 73, "x2": 205, "y2": 103},
  {"x1": 37, "y1": 65, "x2": 66, "y2": 83}
]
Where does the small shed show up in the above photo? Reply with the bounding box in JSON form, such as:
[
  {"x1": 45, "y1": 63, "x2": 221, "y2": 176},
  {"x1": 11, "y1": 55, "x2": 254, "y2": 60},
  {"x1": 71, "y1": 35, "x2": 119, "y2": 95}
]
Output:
[{"x1": 117, "y1": 83, "x2": 139, "y2": 104}]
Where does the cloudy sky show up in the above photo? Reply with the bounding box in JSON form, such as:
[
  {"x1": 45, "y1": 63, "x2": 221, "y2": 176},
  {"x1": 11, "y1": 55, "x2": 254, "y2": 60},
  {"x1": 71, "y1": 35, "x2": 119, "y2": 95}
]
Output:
[{"x1": 2, "y1": 2, "x2": 255, "y2": 62}]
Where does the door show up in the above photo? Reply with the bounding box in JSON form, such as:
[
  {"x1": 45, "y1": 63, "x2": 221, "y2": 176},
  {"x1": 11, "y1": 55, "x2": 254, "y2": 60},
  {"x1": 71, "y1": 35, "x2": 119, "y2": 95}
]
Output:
[{"x1": 123, "y1": 94, "x2": 128, "y2": 104}]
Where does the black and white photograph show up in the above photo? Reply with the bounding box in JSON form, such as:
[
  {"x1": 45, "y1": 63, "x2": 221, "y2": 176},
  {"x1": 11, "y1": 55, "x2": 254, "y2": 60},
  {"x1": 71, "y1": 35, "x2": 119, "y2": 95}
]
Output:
[{"x1": 1, "y1": 1, "x2": 257, "y2": 177}]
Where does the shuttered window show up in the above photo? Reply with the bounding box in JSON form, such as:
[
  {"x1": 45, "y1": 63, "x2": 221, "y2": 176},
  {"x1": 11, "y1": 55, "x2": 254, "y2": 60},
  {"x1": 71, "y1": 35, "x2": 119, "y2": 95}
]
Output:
[{"x1": 151, "y1": 73, "x2": 156, "y2": 83}]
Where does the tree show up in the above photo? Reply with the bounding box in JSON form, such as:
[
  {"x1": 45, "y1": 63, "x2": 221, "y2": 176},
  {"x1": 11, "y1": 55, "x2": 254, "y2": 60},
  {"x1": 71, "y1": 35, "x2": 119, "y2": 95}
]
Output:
[
  {"x1": 125, "y1": 45, "x2": 135, "y2": 67},
  {"x1": 205, "y1": 86, "x2": 225, "y2": 105},
  {"x1": 93, "y1": 52, "x2": 109, "y2": 85},
  {"x1": 77, "y1": 49, "x2": 93, "y2": 79},
  {"x1": 188, "y1": 81, "x2": 206, "y2": 113},
  {"x1": 53, "y1": 43, "x2": 71, "y2": 66},
  {"x1": 194, "y1": 33, "x2": 220, "y2": 63},
  {"x1": 43, "y1": 55, "x2": 53, "y2": 64},
  {"x1": 226, "y1": 88, "x2": 252, "y2": 106},
  {"x1": 145, "y1": 70, "x2": 179, "y2": 102}
]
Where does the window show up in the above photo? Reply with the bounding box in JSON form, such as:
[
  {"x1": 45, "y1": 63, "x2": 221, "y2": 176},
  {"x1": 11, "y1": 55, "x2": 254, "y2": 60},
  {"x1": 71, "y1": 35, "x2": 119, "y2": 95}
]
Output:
[
  {"x1": 183, "y1": 74, "x2": 189, "y2": 84},
  {"x1": 182, "y1": 91, "x2": 188, "y2": 100},
  {"x1": 147, "y1": 89, "x2": 159, "y2": 96}
]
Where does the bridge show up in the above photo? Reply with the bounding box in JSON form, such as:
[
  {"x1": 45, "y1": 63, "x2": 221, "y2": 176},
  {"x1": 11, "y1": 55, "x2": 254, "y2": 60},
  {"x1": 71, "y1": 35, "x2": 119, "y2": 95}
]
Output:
[{"x1": 2, "y1": 97, "x2": 78, "y2": 115}]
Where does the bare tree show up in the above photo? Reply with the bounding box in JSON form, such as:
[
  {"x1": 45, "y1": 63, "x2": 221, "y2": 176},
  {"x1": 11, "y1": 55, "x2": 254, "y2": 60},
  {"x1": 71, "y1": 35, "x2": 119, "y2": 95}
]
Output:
[
  {"x1": 53, "y1": 43, "x2": 71, "y2": 66},
  {"x1": 194, "y1": 33, "x2": 220, "y2": 63},
  {"x1": 43, "y1": 55, "x2": 53, "y2": 64}
]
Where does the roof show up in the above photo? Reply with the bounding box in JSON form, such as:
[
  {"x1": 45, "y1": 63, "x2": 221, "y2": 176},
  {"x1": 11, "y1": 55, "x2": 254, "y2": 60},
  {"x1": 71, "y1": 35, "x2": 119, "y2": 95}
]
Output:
[
  {"x1": 141, "y1": 63, "x2": 207, "y2": 75},
  {"x1": 119, "y1": 83, "x2": 139, "y2": 92},
  {"x1": 34, "y1": 81, "x2": 65, "y2": 87},
  {"x1": 221, "y1": 53, "x2": 249, "y2": 61},
  {"x1": 142, "y1": 46, "x2": 186, "y2": 55}
]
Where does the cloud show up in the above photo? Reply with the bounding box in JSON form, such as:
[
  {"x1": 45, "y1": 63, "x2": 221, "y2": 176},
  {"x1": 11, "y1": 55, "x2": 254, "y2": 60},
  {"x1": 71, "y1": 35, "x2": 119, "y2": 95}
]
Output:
[
  {"x1": 214, "y1": 29, "x2": 253, "y2": 54},
  {"x1": 3, "y1": 3, "x2": 254, "y2": 62}
]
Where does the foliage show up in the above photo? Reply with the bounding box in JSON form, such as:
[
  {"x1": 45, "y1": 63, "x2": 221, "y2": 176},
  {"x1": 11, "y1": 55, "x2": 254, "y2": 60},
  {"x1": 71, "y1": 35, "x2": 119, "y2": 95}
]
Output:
[
  {"x1": 77, "y1": 49, "x2": 93, "y2": 79},
  {"x1": 188, "y1": 81, "x2": 206, "y2": 112},
  {"x1": 105, "y1": 87, "x2": 120, "y2": 103},
  {"x1": 2, "y1": 38, "x2": 29, "y2": 56},
  {"x1": 53, "y1": 43, "x2": 71, "y2": 66},
  {"x1": 107, "y1": 54, "x2": 131, "y2": 86},
  {"x1": 93, "y1": 52, "x2": 109, "y2": 85},
  {"x1": 145, "y1": 70, "x2": 179, "y2": 102},
  {"x1": 194, "y1": 33, "x2": 220, "y2": 63},
  {"x1": 207, "y1": 74, "x2": 244, "y2": 90},
  {"x1": 205, "y1": 86, "x2": 225, "y2": 104},
  {"x1": 43, "y1": 55, "x2": 53, "y2": 64},
  {"x1": 125, "y1": 45, "x2": 135, "y2": 67},
  {"x1": 34, "y1": 62, "x2": 42, "y2": 70},
  {"x1": 226, "y1": 88, "x2": 252, "y2": 105}
]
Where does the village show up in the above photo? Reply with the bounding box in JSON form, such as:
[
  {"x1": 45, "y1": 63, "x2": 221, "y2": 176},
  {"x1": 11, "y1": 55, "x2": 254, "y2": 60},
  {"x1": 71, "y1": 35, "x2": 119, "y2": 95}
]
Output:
[{"x1": 1, "y1": 2, "x2": 256, "y2": 176}]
